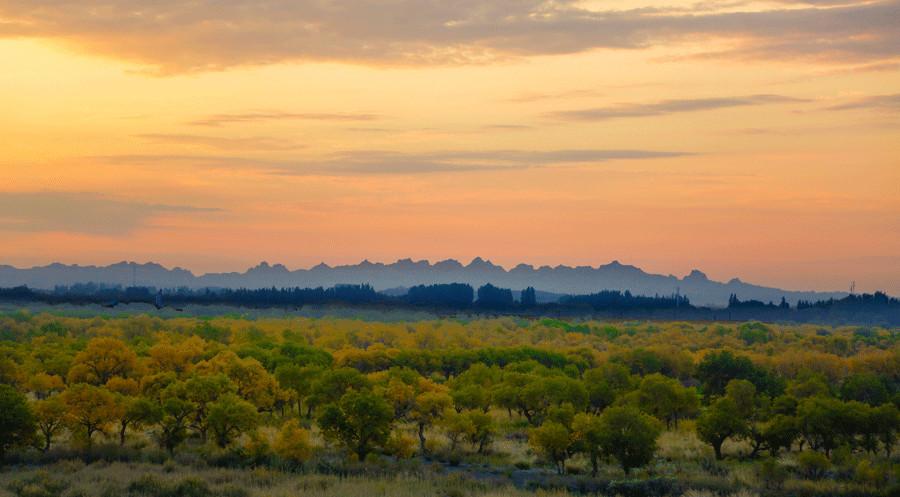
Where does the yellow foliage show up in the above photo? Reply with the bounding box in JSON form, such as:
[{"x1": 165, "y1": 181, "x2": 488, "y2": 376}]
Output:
[{"x1": 273, "y1": 419, "x2": 312, "y2": 464}]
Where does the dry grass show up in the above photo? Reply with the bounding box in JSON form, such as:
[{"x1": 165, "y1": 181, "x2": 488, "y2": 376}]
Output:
[{"x1": 0, "y1": 461, "x2": 569, "y2": 497}]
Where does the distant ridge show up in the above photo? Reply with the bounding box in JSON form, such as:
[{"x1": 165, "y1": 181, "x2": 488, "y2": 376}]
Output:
[{"x1": 0, "y1": 259, "x2": 849, "y2": 307}]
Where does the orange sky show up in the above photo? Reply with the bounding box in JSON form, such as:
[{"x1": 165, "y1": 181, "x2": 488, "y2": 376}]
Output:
[{"x1": 1, "y1": 0, "x2": 898, "y2": 293}]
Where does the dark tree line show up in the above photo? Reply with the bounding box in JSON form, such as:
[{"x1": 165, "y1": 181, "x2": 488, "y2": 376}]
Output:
[
  {"x1": 563, "y1": 290, "x2": 690, "y2": 310},
  {"x1": 0, "y1": 284, "x2": 897, "y2": 325}
]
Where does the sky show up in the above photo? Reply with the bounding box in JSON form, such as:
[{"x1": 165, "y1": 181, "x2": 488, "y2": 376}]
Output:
[{"x1": 1, "y1": 0, "x2": 898, "y2": 294}]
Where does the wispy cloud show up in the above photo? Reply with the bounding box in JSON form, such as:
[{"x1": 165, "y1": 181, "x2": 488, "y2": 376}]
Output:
[
  {"x1": 825, "y1": 93, "x2": 900, "y2": 111},
  {"x1": 0, "y1": 0, "x2": 895, "y2": 72},
  {"x1": 136, "y1": 133, "x2": 304, "y2": 150},
  {"x1": 481, "y1": 124, "x2": 534, "y2": 131},
  {"x1": 545, "y1": 95, "x2": 807, "y2": 121},
  {"x1": 93, "y1": 148, "x2": 691, "y2": 176},
  {"x1": 506, "y1": 89, "x2": 603, "y2": 103},
  {"x1": 310, "y1": 149, "x2": 691, "y2": 174},
  {"x1": 0, "y1": 192, "x2": 219, "y2": 235},
  {"x1": 189, "y1": 111, "x2": 381, "y2": 127}
]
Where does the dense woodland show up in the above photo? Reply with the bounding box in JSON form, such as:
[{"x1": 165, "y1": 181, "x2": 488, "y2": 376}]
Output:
[{"x1": 0, "y1": 311, "x2": 897, "y2": 497}]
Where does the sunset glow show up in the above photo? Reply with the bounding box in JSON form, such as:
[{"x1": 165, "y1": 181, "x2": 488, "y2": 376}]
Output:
[{"x1": 2, "y1": 0, "x2": 898, "y2": 293}]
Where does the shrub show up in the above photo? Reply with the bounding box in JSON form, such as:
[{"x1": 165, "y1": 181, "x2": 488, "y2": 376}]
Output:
[
  {"x1": 756, "y1": 457, "x2": 788, "y2": 490},
  {"x1": 6, "y1": 471, "x2": 69, "y2": 497},
  {"x1": 273, "y1": 419, "x2": 312, "y2": 466},
  {"x1": 796, "y1": 451, "x2": 830, "y2": 479}
]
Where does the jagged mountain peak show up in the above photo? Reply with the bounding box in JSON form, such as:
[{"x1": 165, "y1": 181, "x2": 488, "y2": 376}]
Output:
[
  {"x1": 433, "y1": 259, "x2": 463, "y2": 269},
  {"x1": 684, "y1": 269, "x2": 709, "y2": 281},
  {"x1": 0, "y1": 258, "x2": 851, "y2": 307}
]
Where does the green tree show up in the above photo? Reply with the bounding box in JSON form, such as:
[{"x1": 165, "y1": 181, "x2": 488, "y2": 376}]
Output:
[
  {"x1": 571, "y1": 413, "x2": 603, "y2": 476},
  {"x1": 450, "y1": 363, "x2": 499, "y2": 412},
  {"x1": 696, "y1": 351, "x2": 783, "y2": 399},
  {"x1": 465, "y1": 410, "x2": 495, "y2": 454},
  {"x1": 583, "y1": 363, "x2": 633, "y2": 414},
  {"x1": 208, "y1": 394, "x2": 259, "y2": 448},
  {"x1": 33, "y1": 397, "x2": 67, "y2": 452},
  {"x1": 529, "y1": 421, "x2": 573, "y2": 474},
  {"x1": 634, "y1": 373, "x2": 699, "y2": 428},
  {"x1": 797, "y1": 397, "x2": 856, "y2": 457},
  {"x1": 275, "y1": 364, "x2": 320, "y2": 416},
  {"x1": 181, "y1": 374, "x2": 235, "y2": 442},
  {"x1": 441, "y1": 409, "x2": 473, "y2": 452},
  {"x1": 113, "y1": 396, "x2": 160, "y2": 446},
  {"x1": 411, "y1": 389, "x2": 452, "y2": 454},
  {"x1": 318, "y1": 390, "x2": 393, "y2": 461},
  {"x1": 155, "y1": 397, "x2": 194, "y2": 454},
  {"x1": 870, "y1": 403, "x2": 898, "y2": 457},
  {"x1": 840, "y1": 373, "x2": 889, "y2": 406},
  {"x1": 597, "y1": 406, "x2": 662, "y2": 474},
  {"x1": 0, "y1": 385, "x2": 35, "y2": 460},
  {"x1": 696, "y1": 397, "x2": 748, "y2": 460},
  {"x1": 308, "y1": 368, "x2": 370, "y2": 414},
  {"x1": 760, "y1": 414, "x2": 799, "y2": 456}
]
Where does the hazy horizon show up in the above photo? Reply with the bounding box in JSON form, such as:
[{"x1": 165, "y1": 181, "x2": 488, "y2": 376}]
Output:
[{"x1": 2, "y1": 256, "x2": 897, "y2": 295}]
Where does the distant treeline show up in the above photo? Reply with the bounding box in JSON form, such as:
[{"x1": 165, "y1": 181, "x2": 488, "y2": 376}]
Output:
[
  {"x1": 0, "y1": 283, "x2": 688, "y2": 311},
  {"x1": 0, "y1": 283, "x2": 897, "y2": 325}
]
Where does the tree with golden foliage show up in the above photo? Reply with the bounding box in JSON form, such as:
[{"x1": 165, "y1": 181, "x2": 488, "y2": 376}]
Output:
[
  {"x1": 33, "y1": 396, "x2": 67, "y2": 452},
  {"x1": 61, "y1": 384, "x2": 118, "y2": 448},
  {"x1": 27, "y1": 373, "x2": 65, "y2": 400},
  {"x1": 68, "y1": 337, "x2": 138, "y2": 385}
]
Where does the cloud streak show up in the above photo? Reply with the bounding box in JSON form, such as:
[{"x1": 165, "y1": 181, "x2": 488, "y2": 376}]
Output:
[
  {"x1": 188, "y1": 111, "x2": 381, "y2": 126},
  {"x1": 0, "y1": 192, "x2": 218, "y2": 235},
  {"x1": 137, "y1": 133, "x2": 305, "y2": 150},
  {"x1": 0, "y1": 0, "x2": 895, "y2": 72},
  {"x1": 94, "y1": 148, "x2": 691, "y2": 175},
  {"x1": 826, "y1": 93, "x2": 900, "y2": 111},
  {"x1": 545, "y1": 94, "x2": 807, "y2": 121}
]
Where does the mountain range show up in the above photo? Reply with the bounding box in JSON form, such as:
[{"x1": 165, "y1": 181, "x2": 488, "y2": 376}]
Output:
[{"x1": 0, "y1": 259, "x2": 850, "y2": 307}]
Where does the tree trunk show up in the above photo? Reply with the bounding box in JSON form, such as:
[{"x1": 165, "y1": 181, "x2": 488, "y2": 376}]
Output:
[
  {"x1": 713, "y1": 440, "x2": 723, "y2": 460},
  {"x1": 417, "y1": 423, "x2": 427, "y2": 455},
  {"x1": 119, "y1": 422, "x2": 128, "y2": 446}
]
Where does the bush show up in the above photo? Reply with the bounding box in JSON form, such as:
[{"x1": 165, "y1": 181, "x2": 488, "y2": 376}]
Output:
[
  {"x1": 796, "y1": 451, "x2": 830, "y2": 479},
  {"x1": 127, "y1": 475, "x2": 213, "y2": 497},
  {"x1": 6, "y1": 472, "x2": 69, "y2": 497},
  {"x1": 757, "y1": 457, "x2": 788, "y2": 490},
  {"x1": 385, "y1": 432, "x2": 417, "y2": 459},
  {"x1": 853, "y1": 459, "x2": 890, "y2": 487}
]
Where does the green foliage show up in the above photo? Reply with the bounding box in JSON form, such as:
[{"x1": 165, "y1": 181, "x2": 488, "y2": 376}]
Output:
[
  {"x1": 596, "y1": 406, "x2": 662, "y2": 474},
  {"x1": 583, "y1": 362, "x2": 633, "y2": 413},
  {"x1": 208, "y1": 394, "x2": 259, "y2": 448},
  {"x1": 841, "y1": 373, "x2": 889, "y2": 406},
  {"x1": 696, "y1": 398, "x2": 747, "y2": 460},
  {"x1": 632, "y1": 373, "x2": 698, "y2": 428},
  {"x1": 797, "y1": 396, "x2": 862, "y2": 457},
  {"x1": 696, "y1": 350, "x2": 784, "y2": 399},
  {"x1": 318, "y1": 390, "x2": 393, "y2": 460},
  {"x1": 0, "y1": 384, "x2": 36, "y2": 459},
  {"x1": 797, "y1": 450, "x2": 831, "y2": 479},
  {"x1": 738, "y1": 322, "x2": 772, "y2": 345},
  {"x1": 529, "y1": 421, "x2": 572, "y2": 475}
]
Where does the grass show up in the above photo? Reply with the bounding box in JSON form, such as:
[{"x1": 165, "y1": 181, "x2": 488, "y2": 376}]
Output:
[{"x1": 0, "y1": 461, "x2": 570, "y2": 497}]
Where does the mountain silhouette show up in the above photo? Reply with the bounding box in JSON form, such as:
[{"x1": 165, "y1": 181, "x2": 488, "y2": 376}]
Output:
[{"x1": 0, "y1": 258, "x2": 848, "y2": 307}]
